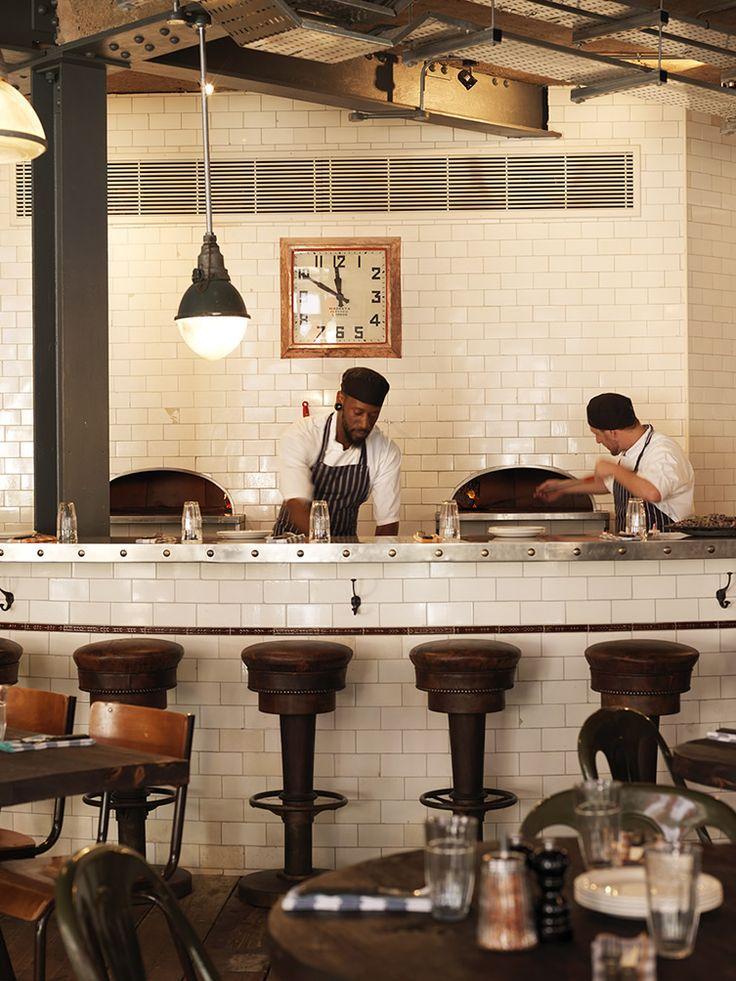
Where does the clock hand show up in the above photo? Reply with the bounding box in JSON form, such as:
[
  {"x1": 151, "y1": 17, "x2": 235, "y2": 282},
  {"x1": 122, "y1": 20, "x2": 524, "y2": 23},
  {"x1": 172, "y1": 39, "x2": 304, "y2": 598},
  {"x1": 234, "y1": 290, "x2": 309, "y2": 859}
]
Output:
[
  {"x1": 305, "y1": 274, "x2": 340, "y2": 299},
  {"x1": 333, "y1": 267, "x2": 349, "y2": 307}
]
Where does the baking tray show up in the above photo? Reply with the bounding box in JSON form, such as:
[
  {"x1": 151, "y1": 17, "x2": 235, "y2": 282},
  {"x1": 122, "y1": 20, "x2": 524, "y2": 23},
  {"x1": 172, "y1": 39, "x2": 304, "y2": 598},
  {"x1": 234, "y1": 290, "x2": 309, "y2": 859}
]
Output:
[{"x1": 666, "y1": 526, "x2": 736, "y2": 538}]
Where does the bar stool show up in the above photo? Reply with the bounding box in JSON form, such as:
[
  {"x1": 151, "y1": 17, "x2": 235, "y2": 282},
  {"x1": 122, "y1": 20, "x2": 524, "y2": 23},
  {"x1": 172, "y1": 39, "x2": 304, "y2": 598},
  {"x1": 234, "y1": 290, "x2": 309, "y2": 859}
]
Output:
[
  {"x1": 238, "y1": 640, "x2": 353, "y2": 908},
  {"x1": 0, "y1": 639, "x2": 22, "y2": 685},
  {"x1": 585, "y1": 638, "x2": 699, "y2": 782},
  {"x1": 72, "y1": 637, "x2": 189, "y2": 894},
  {"x1": 410, "y1": 639, "x2": 521, "y2": 835}
]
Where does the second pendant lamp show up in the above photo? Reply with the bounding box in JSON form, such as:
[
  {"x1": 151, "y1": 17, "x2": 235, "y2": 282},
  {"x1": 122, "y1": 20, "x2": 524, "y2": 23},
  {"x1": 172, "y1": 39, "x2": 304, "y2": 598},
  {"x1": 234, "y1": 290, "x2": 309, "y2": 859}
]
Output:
[{"x1": 175, "y1": 6, "x2": 249, "y2": 360}]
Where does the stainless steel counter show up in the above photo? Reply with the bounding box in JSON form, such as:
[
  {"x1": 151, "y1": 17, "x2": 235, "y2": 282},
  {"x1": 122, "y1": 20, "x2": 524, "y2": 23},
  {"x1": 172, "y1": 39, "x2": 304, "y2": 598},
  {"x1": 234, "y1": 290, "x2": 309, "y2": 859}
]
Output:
[{"x1": 0, "y1": 536, "x2": 734, "y2": 563}]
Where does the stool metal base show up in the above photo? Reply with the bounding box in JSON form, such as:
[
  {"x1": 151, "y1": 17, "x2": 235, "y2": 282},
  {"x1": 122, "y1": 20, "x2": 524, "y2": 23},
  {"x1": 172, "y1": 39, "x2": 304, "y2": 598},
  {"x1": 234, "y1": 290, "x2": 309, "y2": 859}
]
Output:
[
  {"x1": 238, "y1": 867, "x2": 328, "y2": 908},
  {"x1": 156, "y1": 866, "x2": 192, "y2": 900},
  {"x1": 421, "y1": 786, "x2": 518, "y2": 817}
]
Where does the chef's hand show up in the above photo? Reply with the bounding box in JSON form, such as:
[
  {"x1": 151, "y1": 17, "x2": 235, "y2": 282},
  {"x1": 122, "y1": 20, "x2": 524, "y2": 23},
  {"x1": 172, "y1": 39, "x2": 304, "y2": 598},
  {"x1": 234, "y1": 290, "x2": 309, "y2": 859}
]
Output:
[
  {"x1": 593, "y1": 459, "x2": 618, "y2": 480},
  {"x1": 535, "y1": 479, "x2": 570, "y2": 503}
]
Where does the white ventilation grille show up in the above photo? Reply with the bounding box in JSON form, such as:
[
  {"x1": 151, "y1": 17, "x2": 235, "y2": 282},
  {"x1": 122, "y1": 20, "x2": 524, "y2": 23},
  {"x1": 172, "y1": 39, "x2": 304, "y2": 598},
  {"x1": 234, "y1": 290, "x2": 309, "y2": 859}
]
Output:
[{"x1": 15, "y1": 151, "x2": 635, "y2": 217}]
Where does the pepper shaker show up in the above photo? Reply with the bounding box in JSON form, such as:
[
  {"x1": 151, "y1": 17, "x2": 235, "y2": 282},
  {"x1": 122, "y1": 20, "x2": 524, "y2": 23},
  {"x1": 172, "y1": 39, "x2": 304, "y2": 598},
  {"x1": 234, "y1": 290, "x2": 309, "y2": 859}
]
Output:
[{"x1": 530, "y1": 839, "x2": 573, "y2": 943}]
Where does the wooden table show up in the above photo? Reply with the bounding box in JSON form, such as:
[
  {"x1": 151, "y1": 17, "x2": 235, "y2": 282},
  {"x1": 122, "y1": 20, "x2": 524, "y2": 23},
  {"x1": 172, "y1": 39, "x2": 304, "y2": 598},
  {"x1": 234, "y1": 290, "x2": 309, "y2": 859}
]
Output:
[
  {"x1": 268, "y1": 841, "x2": 735, "y2": 981},
  {"x1": 0, "y1": 727, "x2": 189, "y2": 810},
  {"x1": 672, "y1": 739, "x2": 736, "y2": 792}
]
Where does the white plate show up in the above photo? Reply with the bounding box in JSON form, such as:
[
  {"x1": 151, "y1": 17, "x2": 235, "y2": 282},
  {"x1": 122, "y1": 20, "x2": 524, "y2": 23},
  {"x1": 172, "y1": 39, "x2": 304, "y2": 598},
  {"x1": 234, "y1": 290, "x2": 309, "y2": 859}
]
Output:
[
  {"x1": 488, "y1": 525, "x2": 545, "y2": 539},
  {"x1": 215, "y1": 530, "x2": 267, "y2": 541},
  {"x1": 574, "y1": 867, "x2": 722, "y2": 919}
]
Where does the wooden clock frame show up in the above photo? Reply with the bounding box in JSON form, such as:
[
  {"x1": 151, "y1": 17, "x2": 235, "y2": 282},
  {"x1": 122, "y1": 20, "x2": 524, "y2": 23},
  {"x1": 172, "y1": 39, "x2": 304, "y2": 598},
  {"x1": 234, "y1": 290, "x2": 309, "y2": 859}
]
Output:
[{"x1": 280, "y1": 237, "x2": 402, "y2": 359}]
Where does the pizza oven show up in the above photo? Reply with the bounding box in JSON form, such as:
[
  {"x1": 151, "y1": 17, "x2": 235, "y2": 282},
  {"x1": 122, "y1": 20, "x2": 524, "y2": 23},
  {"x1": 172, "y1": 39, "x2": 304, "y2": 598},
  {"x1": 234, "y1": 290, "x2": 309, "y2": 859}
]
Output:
[
  {"x1": 443, "y1": 465, "x2": 610, "y2": 537},
  {"x1": 109, "y1": 468, "x2": 242, "y2": 538}
]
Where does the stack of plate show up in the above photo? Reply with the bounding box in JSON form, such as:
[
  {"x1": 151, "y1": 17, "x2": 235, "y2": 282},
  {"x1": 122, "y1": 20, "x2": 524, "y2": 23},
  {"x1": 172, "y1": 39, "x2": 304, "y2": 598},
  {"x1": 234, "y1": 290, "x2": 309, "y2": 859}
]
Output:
[
  {"x1": 215, "y1": 530, "x2": 267, "y2": 542},
  {"x1": 487, "y1": 525, "x2": 546, "y2": 539},
  {"x1": 574, "y1": 866, "x2": 722, "y2": 919}
]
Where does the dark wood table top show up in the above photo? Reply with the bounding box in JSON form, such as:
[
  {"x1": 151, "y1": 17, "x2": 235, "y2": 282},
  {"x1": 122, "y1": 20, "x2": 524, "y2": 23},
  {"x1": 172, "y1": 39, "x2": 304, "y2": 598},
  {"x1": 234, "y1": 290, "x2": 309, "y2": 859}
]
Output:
[
  {"x1": 672, "y1": 739, "x2": 736, "y2": 792},
  {"x1": 0, "y1": 727, "x2": 188, "y2": 808},
  {"x1": 268, "y1": 840, "x2": 736, "y2": 981}
]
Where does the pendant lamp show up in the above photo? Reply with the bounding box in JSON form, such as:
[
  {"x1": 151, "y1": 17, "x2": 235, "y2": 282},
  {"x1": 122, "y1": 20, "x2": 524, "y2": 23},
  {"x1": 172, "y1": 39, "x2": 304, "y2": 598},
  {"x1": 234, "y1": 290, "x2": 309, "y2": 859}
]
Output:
[
  {"x1": 0, "y1": 76, "x2": 47, "y2": 163},
  {"x1": 175, "y1": 8, "x2": 249, "y2": 360}
]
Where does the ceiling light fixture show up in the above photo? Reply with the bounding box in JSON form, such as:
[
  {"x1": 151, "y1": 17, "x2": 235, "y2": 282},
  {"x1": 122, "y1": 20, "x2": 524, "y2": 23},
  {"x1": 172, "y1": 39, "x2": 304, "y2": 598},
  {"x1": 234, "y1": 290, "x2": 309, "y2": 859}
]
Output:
[
  {"x1": 457, "y1": 62, "x2": 477, "y2": 91},
  {"x1": 174, "y1": 3, "x2": 250, "y2": 361},
  {"x1": 0, "y1": 72, "x2": 47, "y2": 164}
]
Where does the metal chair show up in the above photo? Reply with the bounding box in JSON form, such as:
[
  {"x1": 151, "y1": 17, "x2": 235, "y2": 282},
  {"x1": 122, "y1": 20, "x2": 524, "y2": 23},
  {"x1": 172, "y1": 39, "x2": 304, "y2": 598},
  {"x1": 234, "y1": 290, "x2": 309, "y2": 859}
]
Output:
[
  {"x1": 55, "y1": 844, "x2": 219, "y2": 981},
  {"x1": 521, "y1": 783, "x2": 736, "y2": 843}
]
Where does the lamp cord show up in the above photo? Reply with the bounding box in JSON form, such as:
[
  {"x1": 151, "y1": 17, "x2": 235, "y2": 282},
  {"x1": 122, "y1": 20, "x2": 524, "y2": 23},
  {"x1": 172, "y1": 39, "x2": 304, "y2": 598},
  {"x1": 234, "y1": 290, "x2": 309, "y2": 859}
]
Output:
[{"x1": 197, "y1": 22, "x2": 213, "y2": 239}]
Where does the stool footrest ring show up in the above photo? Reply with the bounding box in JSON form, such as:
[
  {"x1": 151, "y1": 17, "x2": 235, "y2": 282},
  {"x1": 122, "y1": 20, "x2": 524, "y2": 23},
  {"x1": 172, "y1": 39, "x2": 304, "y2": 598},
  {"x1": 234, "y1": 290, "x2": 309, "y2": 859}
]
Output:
[
  {"x1": 249, "y1": 788, "x2": 347, "y2": 816},
  {"x1": 420, "y1": 787, "x2": 517, "y2": 815},
  {"x1": 83, "y1": 787, "x2": 177, "y2": 814}
]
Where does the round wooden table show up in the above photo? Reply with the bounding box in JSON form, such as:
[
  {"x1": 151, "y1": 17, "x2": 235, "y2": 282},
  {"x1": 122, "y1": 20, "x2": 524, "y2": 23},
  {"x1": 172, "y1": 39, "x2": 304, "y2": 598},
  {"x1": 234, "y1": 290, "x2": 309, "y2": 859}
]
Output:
[
  {"x1": 267, "y1": 840, "x2": 735, "y2": 981},
  {"x1": 672, "y1": 739, "x2": 736, "y2": 792}
]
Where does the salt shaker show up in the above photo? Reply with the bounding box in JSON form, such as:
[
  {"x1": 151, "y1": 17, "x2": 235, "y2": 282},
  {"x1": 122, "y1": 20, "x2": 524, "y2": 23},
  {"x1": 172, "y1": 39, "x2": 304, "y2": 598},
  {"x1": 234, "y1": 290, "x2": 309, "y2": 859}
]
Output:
[
  {"x1": 477, "y1": 850, "x2": 537, "y2": 952},
  {"x1": 530, "y1": 839, "x2": 573, "y2": 943}
]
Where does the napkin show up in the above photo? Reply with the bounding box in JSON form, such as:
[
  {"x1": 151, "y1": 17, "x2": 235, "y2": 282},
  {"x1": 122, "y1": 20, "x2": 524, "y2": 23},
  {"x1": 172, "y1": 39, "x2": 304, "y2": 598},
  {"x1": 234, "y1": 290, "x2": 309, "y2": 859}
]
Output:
[{"x1": 281, "y1": 889, "x2": 431, "y2": 914}]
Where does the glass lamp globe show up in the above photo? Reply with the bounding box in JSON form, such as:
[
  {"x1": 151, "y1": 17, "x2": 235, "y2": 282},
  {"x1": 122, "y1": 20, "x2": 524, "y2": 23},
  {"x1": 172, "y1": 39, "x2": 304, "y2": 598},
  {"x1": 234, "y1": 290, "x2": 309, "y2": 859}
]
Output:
[{"x1": 0, "y1": 78, "x2": 47, "y2": 163}]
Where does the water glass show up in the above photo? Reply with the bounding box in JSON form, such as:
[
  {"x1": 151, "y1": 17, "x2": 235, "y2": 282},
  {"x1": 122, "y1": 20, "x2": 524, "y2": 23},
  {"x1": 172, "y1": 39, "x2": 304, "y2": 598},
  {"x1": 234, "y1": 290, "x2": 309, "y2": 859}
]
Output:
[
  {"x1": 0, "y1": 685, "x2": 6, "y2": 740},
  {"x1": 425, "y1": 813, "x2": 477, "y2": 922},
  {"x1": 56, "y1": 501, "x2": 78, "y2": 544},
  {"x1": 625, "y1": 497, "x2": 648, "y2": 539},
  {"x1": 438, "y1": 500, "x2": 461, "y2": 541},
  {"x1": 309, "y1": 500, "x2": 331, "y2": 544},
  {"x1": 645, "y1": 840, "x2": 702, "y2": 959},
  {"x1": 181, "y1": 501, "x2": 203, "y2": 543},
  {"x1": 574, "y1": 779, "x2": 622, "y2": 869}
]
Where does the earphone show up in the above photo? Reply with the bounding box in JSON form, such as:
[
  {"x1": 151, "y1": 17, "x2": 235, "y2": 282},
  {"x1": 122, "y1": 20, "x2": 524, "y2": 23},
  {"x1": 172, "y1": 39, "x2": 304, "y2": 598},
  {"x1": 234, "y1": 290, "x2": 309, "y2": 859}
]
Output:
[{"x1": 334, "y1": 402, "x2": 343, "y2": 410}]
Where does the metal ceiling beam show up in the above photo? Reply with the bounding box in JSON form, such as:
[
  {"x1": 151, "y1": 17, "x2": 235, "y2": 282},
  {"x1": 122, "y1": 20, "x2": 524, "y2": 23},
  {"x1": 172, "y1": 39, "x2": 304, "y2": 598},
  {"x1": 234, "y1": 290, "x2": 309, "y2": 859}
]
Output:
[
  {"x1": 139, "y1": 36, "x2": 559, "y2": 137},
  {"x1": 1, "y1": 0, "x2": 57, "y2": 53}
]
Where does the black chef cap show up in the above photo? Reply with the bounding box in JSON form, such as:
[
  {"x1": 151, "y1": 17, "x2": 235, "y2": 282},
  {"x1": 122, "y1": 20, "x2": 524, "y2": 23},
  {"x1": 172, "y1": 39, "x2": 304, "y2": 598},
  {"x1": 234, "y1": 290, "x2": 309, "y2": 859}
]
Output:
[
  {"x1": 341, "y1": 367, "x2": 390, "y2": 408},
  {"x1": 587, "y1": 393, "x2": 638, "y2": 430}
]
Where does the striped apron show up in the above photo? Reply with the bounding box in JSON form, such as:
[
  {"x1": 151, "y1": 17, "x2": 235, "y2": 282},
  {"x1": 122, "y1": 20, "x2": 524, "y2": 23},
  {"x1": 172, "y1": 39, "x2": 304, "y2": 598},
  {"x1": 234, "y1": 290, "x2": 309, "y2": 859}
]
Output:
[
  {"x1": 273, "y1": 413, "x2": 371, "y2": 538},
  {"x1": 613, "y1": 425, "x2": 671, "y2": 533}
]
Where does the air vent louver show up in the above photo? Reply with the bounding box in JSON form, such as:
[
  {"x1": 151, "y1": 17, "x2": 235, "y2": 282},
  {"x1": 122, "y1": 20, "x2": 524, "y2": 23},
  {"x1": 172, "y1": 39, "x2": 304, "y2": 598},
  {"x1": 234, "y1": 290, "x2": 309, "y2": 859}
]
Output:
[{"x1": 15, "y1": 151, "x2": 635, "y2": 218}]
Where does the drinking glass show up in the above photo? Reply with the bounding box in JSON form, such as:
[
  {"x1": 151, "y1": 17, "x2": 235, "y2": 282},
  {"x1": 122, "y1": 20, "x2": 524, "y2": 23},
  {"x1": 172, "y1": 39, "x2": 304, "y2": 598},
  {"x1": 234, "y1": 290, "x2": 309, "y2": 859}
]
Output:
[
  {"x1": 56, "y1": 501, "x2": 78, "y2": 544},
  {"x1": 645, "y1": 840, "x2": 702, "y2": 959},
  {"x1": 625, "y1": 497, "x2": 648, "y2": 539},
  {"x1": 308, "y1": 500, "x2": 331, "y2": 544},
  {"x1": 0, "y1": 685, "x2": 6, "y2": 740},
  {"x1": 424, "y1": 813, "x2": 477, "y2": 922},
  {"x1": 438, "y1": 500, "x2": 461, "y2": 542},
  {"x1": 181, "y1": 501, "x2": 203, "y2": 543},
  {"x1": 574, "y1": 779, "x2": 622, "y2": 869}
]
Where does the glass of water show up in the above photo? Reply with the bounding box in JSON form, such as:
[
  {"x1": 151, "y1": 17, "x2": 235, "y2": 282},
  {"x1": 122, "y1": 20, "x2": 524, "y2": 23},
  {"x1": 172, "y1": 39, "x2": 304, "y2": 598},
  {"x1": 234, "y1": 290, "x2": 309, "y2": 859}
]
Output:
[
  {"x1": 574, "y1": 779, "x2": 622, "y2": 869},
  {"x1": 0, "y1": 685, "x2": 7, "y2": 740},
  {"x1": 438, "y1": 500, "x2": 461, "y2": 542},
  {"x1": 624, "y1": 497, "x2": 648, "y2": 539},
  {"x1": 181, "y1": 501, "x2": 203, "y2": 543},
  {"x1": 645, "y1": 840, "x2": 702, "y2": 959},
  {"x1": 56, "y1": 501, "x2": 78, "y2": 544},
  {"x1": 425, "y1": 813, "x2": 477, "y2": 922},
  {"x1": 308, "y1": 500, "x2": 331, "y2": 544}
]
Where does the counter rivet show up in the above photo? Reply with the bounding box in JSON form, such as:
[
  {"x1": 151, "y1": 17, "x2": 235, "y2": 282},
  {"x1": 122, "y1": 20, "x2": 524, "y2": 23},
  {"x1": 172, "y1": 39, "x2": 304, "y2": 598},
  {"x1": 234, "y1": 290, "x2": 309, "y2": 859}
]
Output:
[
  {"x1": 573, "y1": 547, "x2": 581, "y2": 556},
  {"x1": 206, "y1": 549, "x2": 214, "y2": 558},
  {"x1": 0, "y1": 549, "x2": 4, "y2": 557},
  {"x1": 388, "y1": 548, "x2": 397, "y2": 557},
  {"x1": 707, "y1": 545, "x2": 715, "y2": 554},
  {"x1": 251, "y1": 549, "x2": 259, "y2": 557},
  {"x1": 78, "y1": 549, "x2": 85, "y2": 557},
  {"x1": 663, "y1": 546, "x2": 672, "y2": 555},
  {"x1": 297, "y1": 549, "x2": 304, "y2": 557},
  {"x1": 435, "y1": 548, "x2": 443, "y2": 557},
  {"x1": 618, "y1": 547, "x2": 626, "y2": 555},
  {"x1": 527, "y1": 548, "x2": 536, "y2": 557},
  {"x1": 120, "y1": 549, "x2": 127, "y2": 557},
  {"x1": 481, "y1": 548, "x2": 489, "y2": 557},
  {"x1": 163, "y1": 549, "x2": 171, "y2": 557},
  {"x1": 342, "y1": 549, "x2": 350, "y2": 558},
  {"x1": 37, "y1": 549, "x2": 44, "y2": 557}
]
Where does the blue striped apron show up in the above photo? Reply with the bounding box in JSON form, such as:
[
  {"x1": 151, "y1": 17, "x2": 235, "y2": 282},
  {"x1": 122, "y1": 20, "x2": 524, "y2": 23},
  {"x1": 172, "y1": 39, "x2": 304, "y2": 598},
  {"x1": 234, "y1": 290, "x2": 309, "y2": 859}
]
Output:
[{"x1": 613, "y1": 425, "x2": 671, "y2": 533}]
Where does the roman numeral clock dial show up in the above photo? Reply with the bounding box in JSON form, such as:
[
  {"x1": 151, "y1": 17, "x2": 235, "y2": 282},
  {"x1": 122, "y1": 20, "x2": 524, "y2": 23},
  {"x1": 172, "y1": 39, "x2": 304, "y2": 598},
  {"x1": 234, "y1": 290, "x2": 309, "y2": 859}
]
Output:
[{"x1": 280, "y1": 238, "x2": 401, "y2": 359}]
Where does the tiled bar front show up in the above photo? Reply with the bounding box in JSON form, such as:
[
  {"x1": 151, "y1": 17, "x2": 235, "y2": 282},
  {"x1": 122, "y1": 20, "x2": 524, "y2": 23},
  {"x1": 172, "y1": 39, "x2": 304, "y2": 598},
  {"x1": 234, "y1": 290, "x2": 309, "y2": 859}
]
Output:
[{"x1": 1, "y1": 541, "x2": 735, "y2": 874}]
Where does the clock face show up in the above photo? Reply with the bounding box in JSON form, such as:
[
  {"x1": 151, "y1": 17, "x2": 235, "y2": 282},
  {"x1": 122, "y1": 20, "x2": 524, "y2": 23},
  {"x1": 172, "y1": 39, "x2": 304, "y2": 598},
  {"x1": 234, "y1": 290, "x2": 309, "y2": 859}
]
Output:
[{"x1": 292, "y1": 248, "x2": 388, "y2": 347}]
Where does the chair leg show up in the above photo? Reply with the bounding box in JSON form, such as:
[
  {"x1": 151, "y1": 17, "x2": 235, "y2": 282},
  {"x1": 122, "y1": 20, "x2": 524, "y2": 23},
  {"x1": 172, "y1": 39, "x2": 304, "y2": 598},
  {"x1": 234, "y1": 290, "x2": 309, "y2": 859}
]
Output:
[
  {"x1": 0, "y1": 925, "x2": 17, "y2": 981},
  {"x1": 34, "y1": 903, "x2": 53, "y2": 981}
]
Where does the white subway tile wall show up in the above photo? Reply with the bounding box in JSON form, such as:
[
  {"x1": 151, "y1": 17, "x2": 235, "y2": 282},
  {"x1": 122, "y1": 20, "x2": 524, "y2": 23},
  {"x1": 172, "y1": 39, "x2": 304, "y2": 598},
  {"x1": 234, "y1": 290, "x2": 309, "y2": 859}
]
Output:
[
  {"x1": 1, "y1": 559, "x2": 734, "y2": 872},
  {"x1": 0, "y1": 89, "x2": 693, "y2": 532}
]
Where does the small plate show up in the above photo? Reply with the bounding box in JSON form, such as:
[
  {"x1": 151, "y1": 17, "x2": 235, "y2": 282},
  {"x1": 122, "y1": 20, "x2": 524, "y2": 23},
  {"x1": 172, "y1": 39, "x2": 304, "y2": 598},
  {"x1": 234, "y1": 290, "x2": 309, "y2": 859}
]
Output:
[
  {"x1": 215, "y1": 530, "x2": 267, "y2": 541},
  {"x1": 488, "y1": 525, "x2": 545, "y2": 539},
  {"x1": 574, "y1": 867, "x2": 722, "y2": 920}
]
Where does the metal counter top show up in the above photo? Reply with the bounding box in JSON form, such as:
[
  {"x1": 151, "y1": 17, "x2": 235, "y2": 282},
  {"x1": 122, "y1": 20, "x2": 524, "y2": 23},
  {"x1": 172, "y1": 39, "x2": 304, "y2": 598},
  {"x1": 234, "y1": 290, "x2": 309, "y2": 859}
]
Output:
[{"x1": 0, "y1": 535, "x2": 734, "y2": 563}]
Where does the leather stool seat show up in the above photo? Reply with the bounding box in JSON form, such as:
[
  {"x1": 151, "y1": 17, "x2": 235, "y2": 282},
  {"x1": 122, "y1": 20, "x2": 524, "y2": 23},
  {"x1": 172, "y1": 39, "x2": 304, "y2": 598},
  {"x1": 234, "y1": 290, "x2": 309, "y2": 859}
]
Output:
[
  {"x1": 585, "y1": 639, "x2": 699, "y2": 716},
  {"x1": 74, "y1": 638, "x2": 184, "y2": 709},
  {"x1": 0, "y1": 639, "x2": 22, "y2": 685},
  {"x1": 243, "y1": 640, "x2": 352, "y2": 715}
]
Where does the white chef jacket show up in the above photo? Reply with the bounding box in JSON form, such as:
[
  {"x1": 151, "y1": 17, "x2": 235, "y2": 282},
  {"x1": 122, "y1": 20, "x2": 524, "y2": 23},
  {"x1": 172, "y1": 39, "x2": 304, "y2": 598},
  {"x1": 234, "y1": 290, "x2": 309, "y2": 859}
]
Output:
[
  {"x1": 603, "y1": 428, "x2": 694, "y2": 522},
  {"x1": 278, "y1": 413, "x2": 401, "y2": 526}
]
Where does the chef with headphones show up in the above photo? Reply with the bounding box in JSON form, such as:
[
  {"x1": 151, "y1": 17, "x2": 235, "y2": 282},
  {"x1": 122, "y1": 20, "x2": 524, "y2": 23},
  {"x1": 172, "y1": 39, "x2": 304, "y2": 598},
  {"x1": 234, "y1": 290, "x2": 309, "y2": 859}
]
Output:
[{"x1": 273, "y1": 367, "x2": 401, "y2": 538}]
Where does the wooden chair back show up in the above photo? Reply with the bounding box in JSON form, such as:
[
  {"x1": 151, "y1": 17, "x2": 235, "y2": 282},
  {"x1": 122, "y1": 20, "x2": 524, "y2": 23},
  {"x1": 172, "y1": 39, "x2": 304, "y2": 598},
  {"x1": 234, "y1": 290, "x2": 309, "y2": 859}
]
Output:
[
  {"x1": 578, "y1": 707, "x2": 680, "y2": 784},
  {"x1": 89, "y1": 701, "x2": 192, "y2": 760},
  {"x1": 6, "y1": 686, "x2": 75, "y2": 736}
]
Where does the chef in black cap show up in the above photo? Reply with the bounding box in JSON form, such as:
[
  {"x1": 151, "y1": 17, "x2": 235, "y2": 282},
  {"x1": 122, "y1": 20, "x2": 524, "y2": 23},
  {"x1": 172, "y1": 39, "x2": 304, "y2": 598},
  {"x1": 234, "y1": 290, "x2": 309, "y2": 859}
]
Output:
[
  {"x1": 536, "y1": 393, "x2": 694, "y2": 532},
  {"x1": 274, "y1": 367, "x2": 401, "y2": 538}
]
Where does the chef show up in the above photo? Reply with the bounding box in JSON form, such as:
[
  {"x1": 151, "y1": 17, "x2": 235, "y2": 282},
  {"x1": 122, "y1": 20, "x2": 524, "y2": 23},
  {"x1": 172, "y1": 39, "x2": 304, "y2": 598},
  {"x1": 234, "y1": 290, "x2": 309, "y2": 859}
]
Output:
[
  {"x1": 536, "y1": 392, "x2": 694, "y2": 532},
  {"x1": 274, "y1": 367, "x2": 401, "y2": 538}
]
